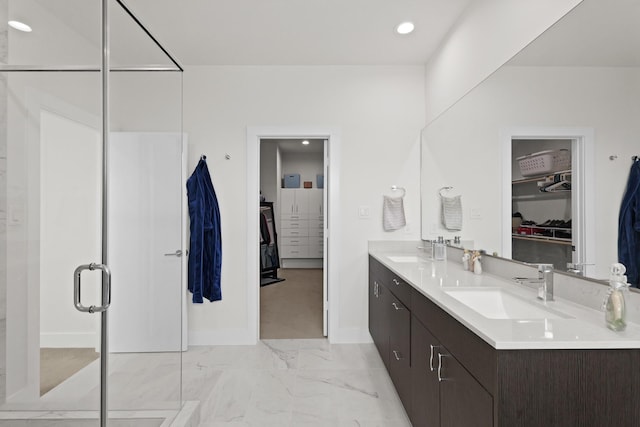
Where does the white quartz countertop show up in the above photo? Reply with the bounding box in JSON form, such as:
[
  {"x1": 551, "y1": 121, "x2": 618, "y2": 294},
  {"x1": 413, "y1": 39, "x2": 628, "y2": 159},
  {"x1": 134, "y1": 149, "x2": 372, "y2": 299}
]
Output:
[{"x1": 369, "y1": 246, "x2": 640, "y2": 350}]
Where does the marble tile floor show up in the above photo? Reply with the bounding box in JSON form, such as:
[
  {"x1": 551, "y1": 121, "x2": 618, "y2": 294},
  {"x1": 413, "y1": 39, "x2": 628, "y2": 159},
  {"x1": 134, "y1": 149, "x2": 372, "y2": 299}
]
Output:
[
  {"x1": 1, "y1": 340, "x2": 411, "y2": 427},
  {"x1": 184, "y1": 339, "x2": 411, "y2": 426}
]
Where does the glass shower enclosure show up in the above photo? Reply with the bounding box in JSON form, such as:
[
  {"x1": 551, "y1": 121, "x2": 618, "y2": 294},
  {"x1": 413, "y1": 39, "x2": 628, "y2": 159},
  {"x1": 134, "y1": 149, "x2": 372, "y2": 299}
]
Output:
[{"x1": 0, "y1": 0, "x2": 185, "y2": 425}]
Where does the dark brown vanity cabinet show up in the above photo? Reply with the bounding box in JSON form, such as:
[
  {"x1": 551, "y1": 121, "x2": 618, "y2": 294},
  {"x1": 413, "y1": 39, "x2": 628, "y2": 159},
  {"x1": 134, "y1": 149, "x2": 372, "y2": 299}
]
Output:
[
  {"x1": 369, "y1": 257, "x2": 412, "y2": 414},
  {"x1": 410, "y1": 317, "x2": 440, "y2": 426},
  {"x1": 411, "y1": 313, "x2": 493, "y2": 427},
  {"x1": 388, "y1": 293, "x2": 412, "y2": 415},
  {"x1": 370, "y1": 255, "x2": 640, "y2": 427},
  {"x1": 369, "y1": 263, "x2": 389, "y2": 368}
]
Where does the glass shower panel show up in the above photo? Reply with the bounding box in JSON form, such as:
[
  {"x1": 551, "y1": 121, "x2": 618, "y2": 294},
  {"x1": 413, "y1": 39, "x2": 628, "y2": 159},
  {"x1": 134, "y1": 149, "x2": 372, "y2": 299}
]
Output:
[
  {"x1": 0, "y1": 70, "x2": 103, "y2": 419},
  {"x1": 107, "y1": 71, "x2": 184, "y2": 412},
  {"x1": 7, "y1": 0, "x2": 100, "y2": 67},
  {"x1": 110, "y1": 0, "x2": 179, "y2": 70},
  {"x1": 0, "y1": 0, "x2": 184, "y2": 424}
]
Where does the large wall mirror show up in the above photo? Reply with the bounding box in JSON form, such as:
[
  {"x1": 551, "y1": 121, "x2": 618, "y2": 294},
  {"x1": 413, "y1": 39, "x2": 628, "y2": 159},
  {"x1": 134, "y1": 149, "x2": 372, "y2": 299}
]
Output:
[{"x1": 421, "y1": 0, "x2": 640, "y2": 283}]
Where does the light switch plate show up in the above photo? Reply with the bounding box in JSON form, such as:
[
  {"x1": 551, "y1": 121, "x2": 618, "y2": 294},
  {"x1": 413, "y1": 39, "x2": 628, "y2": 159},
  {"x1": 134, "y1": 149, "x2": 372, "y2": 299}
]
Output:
[
  {"x1": 358, "y1": 206, "x2": 370, "y2": 219},
  {"x1": 470, "y1": 208, "x2": 482, "y2": 220}
]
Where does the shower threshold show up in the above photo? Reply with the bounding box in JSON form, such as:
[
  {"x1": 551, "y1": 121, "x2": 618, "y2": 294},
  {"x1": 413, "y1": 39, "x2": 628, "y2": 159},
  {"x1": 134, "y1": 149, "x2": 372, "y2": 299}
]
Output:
[{"x1": 0, "y1": 401, "x2": 199, "y2": 427}]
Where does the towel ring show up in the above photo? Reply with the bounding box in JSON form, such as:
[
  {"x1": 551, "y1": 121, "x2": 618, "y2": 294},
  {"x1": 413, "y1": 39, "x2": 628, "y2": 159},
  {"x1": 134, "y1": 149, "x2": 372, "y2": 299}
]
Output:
[
  {"x1": 391, "y1": 186, "x2": 406, "y2": 198},
  {"x1": 439, "y1": 186, "x2": 453, "y2": 197}
]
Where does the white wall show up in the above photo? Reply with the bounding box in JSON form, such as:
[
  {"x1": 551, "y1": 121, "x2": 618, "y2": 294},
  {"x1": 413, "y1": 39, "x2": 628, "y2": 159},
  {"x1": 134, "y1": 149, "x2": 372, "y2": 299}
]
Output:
[
  {"x1": 281, "y1": 151, "x2": 324, "y2": 189},
  {"x1": 424, "y1": 0, "x2": 582, "y2": 124},
  {"x1": 183, "y1": 65, "x2": 425, "y2": 344},
  {"x1": 421, "y1": 65, "x2": 640, "y2": 279}
]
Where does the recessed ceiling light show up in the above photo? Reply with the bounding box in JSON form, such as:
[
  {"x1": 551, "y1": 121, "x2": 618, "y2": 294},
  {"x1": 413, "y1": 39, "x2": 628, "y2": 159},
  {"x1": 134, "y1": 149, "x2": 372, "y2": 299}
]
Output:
[
  {"x1": 302, "y1": 140, "x2": 310, "y2": 145},
  {"x1": 396, "y1": 22, "x2": 415, "y2": 35},
  {"x1": 8, "y1": 20, "x2": 32, "y2": 32}
]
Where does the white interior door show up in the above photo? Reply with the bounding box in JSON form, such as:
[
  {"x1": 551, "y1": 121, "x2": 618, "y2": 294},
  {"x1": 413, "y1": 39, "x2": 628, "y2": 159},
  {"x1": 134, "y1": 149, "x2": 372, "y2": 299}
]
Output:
[
  {"x1": 108, "y1": 132, "x2": 186, "y2": 352},
  {"x1": 323, "y1": 139, "x2": 328, "y2": 337}
]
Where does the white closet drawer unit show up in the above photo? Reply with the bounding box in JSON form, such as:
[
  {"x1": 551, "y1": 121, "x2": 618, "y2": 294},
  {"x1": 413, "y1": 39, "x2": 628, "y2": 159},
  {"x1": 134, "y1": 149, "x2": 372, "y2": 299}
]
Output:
[
  {"x1": 280, "y1": 245, "x2": 309, "y2": 258},
  {"x1": 308, "y1": 243, "x2": 324, "y2": 258},
  {"x1": 281, "y1": 236, "x2": 309, "y2": 246},
  {"x1": 308, "y1": 228, "x2": 323, "y2": 237},
  {"x1": 309, "y1": 237, "x2": 324, "y2": 248},
  {"x1": 281, "y1": 213, "x2": 307, "y2": 221},
  {"x1": 281, "y1": 228, "x2": 308, "y2": 237},
  {"x1": 308, "y1": 218, "x2": 323, "y2": 231},
  {"x1": 281, "y1": 219, "x2": 309, "y2": 230},
  {"x1": 308, "y1": 247, "x2": 324, "y2": 258}
]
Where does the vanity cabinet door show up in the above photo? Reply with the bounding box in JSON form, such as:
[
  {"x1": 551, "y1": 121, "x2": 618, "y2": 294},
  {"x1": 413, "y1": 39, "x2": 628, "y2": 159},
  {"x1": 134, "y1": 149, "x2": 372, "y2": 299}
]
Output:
[
  {"x1": 368, "y1": 270, "x2": 389, "y2": 368},
  {"x1": 410, "y1": 316, "x2": 440, "y2": 427},
  {"x1": 388, "y1": 294, "x2": 412, "y2": 416},
  {"x1": 438, "y1": 347, "x2": 493, "y2": 427}
]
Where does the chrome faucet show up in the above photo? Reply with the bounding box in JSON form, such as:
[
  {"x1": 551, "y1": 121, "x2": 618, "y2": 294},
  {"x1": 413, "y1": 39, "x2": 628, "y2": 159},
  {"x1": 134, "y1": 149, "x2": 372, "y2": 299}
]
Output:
[{"x1": 514, "y1": 264, "x2": 554, "y2": 301}]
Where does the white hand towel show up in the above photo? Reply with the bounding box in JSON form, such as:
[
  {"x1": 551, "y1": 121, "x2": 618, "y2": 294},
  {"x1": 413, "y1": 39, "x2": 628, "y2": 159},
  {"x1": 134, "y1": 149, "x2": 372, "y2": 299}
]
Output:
[
  {"x1": 383, "y1": 196, "x2": 406, "y2": 231},
  {"x1": 441, "y1": 194, "x2": 462, "y2": 231}
]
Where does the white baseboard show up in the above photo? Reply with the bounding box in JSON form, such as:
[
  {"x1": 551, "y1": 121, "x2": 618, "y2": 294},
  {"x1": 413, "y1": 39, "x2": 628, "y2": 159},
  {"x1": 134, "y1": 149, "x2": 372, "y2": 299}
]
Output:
[
  {"x1": 329, "y1": 328, "x2": 373, "y2": 344},
  {"x1": 40, "y1": 332, "x2": 97, "y2": 348},
  {"x1": 188, "y1": 328, "x2": 255, "y2": 346}
]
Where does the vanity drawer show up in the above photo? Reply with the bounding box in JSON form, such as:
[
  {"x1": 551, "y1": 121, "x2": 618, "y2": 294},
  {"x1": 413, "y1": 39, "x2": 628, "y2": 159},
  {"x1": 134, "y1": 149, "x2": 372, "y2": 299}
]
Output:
[{"x1": 384, "y1": 272, "x2": 412, "y2": 309}]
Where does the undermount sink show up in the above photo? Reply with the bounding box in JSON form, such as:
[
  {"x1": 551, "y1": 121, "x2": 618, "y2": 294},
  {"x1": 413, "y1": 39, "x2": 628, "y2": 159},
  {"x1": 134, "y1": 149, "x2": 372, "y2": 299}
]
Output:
[
  {"x1": 444, "y1": 288, "x2": 573, "y2": 320},
  {"x1": 386, "y1": 255, "x2": 423, "y2": 263}
]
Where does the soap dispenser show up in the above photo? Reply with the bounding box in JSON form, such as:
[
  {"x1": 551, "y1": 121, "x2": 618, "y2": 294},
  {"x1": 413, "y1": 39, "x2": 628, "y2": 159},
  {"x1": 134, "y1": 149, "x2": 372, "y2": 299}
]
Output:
[{"x1": 603, "y1": 263, "x2": 629, "y2": 332}]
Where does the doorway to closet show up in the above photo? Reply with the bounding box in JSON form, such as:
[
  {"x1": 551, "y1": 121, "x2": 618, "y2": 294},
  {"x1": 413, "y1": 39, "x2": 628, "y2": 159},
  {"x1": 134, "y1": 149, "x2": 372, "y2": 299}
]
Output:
[{"x1": 259, "y1": 138, "x2": 327, "y2": 339}]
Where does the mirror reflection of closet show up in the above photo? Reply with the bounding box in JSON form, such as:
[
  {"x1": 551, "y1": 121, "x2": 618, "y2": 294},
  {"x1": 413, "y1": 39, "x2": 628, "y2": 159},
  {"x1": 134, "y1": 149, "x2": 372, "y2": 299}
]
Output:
[{"x1": 511, "y1": 139, "x2": 574, "y2": 272}]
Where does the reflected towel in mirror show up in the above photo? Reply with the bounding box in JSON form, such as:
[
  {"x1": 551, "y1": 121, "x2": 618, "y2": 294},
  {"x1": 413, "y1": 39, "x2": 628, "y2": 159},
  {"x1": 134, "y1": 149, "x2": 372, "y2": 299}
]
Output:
[
  {"x1": 441, "y1": 194, "x2": 463, "y2": 231},
  {"x1": 383, "y1": 196, "x2": 406, "y2": 231}
]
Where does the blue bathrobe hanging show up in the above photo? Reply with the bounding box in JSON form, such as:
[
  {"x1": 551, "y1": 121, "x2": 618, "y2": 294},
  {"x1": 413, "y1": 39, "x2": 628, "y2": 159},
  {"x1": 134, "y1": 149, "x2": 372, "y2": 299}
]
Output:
[
  {"x1": 187, "y1": 155, "x2": 222, "y2": 302},
  {"x1": 619, "y1": 159, "x2": 640, "y2": 287}
]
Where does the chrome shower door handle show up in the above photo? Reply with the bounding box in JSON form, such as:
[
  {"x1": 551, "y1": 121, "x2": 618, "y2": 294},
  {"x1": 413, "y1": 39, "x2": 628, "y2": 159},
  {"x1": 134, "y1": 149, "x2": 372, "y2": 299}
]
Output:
[
  {"x1": 164, "y1": 249, "x2": 183, "y2": 257},
  {"x1": 74, "y1": 263, "x2": 111, "y2": 313}
]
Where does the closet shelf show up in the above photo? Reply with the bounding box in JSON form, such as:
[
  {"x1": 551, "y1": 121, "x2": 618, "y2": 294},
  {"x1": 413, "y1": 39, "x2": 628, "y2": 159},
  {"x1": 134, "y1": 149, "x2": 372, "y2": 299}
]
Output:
[
  {"x1": 512, "y1": 191, "x2": 570, "y2": 201},
  {"x1": 512, "y1": 234, "x2": 573, "y2": 246},
  {"x1": 512, "y1": 169, "x2": 572, "y2": 185}
]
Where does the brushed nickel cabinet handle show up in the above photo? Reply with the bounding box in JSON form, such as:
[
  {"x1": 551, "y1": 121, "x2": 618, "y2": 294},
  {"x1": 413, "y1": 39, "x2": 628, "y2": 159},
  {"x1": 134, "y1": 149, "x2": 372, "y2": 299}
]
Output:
[
  {"x1": 429, "y1": 344, "x2": 437, "y2": 371},
  {"x1": 392, "y1": 302, "x2": 404, "y2": 310}
]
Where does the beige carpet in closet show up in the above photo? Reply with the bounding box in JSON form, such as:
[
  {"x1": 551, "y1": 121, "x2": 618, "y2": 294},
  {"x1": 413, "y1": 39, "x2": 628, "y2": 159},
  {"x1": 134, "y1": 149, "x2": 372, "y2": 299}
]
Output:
[
  {"x1": 260, "y1": 268, "x2": 324, "y2": 339},
  {"x1": 40, "y1": 348, "x2": 99, "y2": 395}
]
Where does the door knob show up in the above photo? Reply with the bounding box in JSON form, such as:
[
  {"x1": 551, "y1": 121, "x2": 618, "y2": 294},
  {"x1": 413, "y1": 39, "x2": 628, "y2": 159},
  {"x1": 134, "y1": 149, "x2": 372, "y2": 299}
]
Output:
[{"x1": 164, "y1": 249, "x2": 183, "y2": 257}]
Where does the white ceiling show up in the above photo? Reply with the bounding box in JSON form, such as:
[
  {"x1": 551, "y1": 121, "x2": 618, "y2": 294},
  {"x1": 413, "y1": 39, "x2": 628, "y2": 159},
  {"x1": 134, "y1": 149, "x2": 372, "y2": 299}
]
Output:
[
  {"x1": 122, "y1": 0, "x2": 472, "y2": 66},
  {"x1": 263, "y1": 139, "x2": 324, "y2": 154}
]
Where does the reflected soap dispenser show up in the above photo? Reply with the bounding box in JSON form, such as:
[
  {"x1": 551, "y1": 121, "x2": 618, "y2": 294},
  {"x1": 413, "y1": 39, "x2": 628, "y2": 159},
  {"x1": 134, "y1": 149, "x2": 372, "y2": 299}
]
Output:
[
  {"x1": 603, "y1": 263, "x2": 629, "y2": 332},
  {"x1": 434, "y1": 236, "x2": 446, "y2": 261}
]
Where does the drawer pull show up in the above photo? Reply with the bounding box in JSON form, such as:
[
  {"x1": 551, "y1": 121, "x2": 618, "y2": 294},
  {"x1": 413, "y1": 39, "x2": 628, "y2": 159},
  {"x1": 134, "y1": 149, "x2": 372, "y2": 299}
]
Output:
[
  {"x1": 391, "y1": 302, "x2": 404, "y2": 311},
  {"x1": 437, "y1": 353, "x2": 448, "y2": 382},
  {"x1": 393, "y1": 350, "x2": 403, "y2": 361},
  {"x1": 392, "y1": 278, "x2": 400, "y2": 286},
  {"x1": 429, "y1": 344, "x2": 438, "y2": 371}
]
